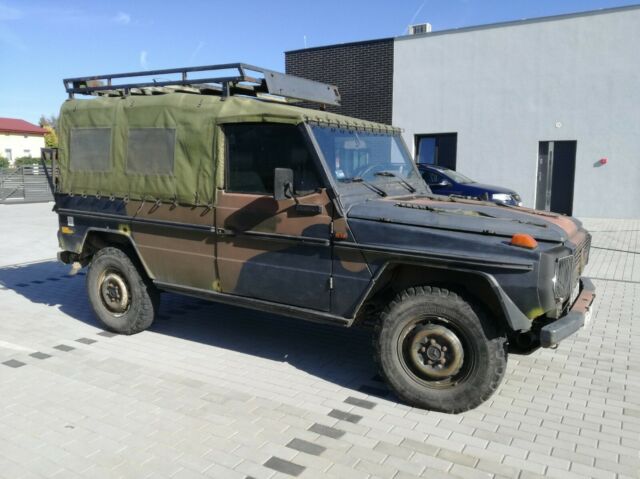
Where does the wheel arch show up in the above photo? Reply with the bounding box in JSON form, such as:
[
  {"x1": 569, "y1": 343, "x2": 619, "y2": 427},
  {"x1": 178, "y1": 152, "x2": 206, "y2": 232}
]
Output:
[
  {"x1": 357, "y1": 262, "x2": 531, "y2": 334},
  {"x1": 79, "y1": 228, "x2": 155, "y2": 280}
]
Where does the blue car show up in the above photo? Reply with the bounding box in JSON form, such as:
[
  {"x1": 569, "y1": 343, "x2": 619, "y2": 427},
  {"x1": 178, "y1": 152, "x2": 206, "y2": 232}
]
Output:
[{"x1": 418, "y1": 164, "x2": 523, "y2": 206}]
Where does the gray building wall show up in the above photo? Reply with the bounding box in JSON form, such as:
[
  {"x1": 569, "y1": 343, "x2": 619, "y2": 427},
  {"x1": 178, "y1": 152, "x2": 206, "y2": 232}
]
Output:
[{"x1": 393, "y1": 7, "x2": 640, "y2": 218}]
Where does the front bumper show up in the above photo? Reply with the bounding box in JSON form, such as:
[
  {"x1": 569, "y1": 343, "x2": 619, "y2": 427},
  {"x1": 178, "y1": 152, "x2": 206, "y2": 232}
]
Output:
[{"x1": 539, "y1": 277, "x2": 596, "y2": 348}]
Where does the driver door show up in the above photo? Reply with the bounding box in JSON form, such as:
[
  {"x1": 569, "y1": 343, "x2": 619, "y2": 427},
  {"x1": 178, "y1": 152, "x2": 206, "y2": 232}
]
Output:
[{"x1": 215, "y1": 122, "x2": 333, "y2": 311}]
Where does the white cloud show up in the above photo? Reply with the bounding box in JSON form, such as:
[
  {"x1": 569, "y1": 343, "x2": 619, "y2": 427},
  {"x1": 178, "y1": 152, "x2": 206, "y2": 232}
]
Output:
[
  {"x1": 0, "y1": 28, "x2": 26, "y2": 50},
  {"x1": 140, "y1": 50, "x2": 148, "y2": 69},
  {"x1": 0, "y1": 3, "x2": 21, "y2": 21},
  {"x1": 189, "y1": 41, "x2": 205, "y2": 63},
  {"x1": 0, "y1": 4, "x2": 24, "y2": 49},
  {"x1": 114, "y1": 11, "x2": 131, "y2": 25}
]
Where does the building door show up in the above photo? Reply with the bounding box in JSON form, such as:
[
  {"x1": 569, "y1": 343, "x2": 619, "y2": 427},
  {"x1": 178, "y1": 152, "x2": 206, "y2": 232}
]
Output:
[
  {"x1": 415, "y1": 133, "x2": 457, "y2": 170},
  {"x1": 536, "y1": 141, "x2": 576, "y2": 215}
]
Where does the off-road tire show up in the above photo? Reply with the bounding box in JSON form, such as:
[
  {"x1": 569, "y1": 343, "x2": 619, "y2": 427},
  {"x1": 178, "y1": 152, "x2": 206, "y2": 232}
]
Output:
[
  {"x1": 375, "y1": 286, "x2": 507, "y2": 413},
  {"x1": 87, "y1": 247, "x2": 159, "y2": 335}
]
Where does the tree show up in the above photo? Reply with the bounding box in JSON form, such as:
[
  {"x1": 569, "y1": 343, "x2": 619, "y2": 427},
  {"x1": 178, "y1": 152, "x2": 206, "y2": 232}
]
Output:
[
  {"x1": 39, "y1": 115, "x2": 59, "y2": 148},
  {"x1": 43, "y1": 125, "x2": 58, "y2": 148},
  {"x1": 0, "y1": 156, "x2": 8, "y2": 169},
  {"x1": 39, "y1": 114, "x2": 58, "y2": 130}
]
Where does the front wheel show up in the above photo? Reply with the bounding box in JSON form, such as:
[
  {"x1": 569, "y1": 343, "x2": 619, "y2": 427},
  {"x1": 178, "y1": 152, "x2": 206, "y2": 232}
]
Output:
[
  {"x1": 375, "y1": 286, "x2": 507, "y2": 412},
  {"x1": 87, "y1": 247, "x2": 159, "y2": 335}
]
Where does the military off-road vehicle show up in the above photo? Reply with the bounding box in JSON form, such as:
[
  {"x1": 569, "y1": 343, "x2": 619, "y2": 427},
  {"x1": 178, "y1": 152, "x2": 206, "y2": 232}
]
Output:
[{"x1": 50, "y1": 64, "x2": 595, "y2": 412}]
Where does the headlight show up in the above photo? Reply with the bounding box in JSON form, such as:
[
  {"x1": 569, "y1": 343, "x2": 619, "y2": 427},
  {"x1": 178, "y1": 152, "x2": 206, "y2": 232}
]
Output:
[{"x1": 492, "y1": 193, "x2": 512, "y2": 202}]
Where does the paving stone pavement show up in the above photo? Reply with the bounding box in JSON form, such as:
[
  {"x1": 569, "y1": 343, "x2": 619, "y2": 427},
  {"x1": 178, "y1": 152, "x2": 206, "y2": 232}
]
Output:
[{"x1": 0, "y1": 203, "x2": 639, "y2": 479}]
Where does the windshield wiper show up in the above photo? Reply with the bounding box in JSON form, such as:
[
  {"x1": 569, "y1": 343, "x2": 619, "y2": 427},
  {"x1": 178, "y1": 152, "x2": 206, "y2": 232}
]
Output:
[
  {"x1": 340, "y1": 177, "x2": 387, "y2": 197},
  {"x1": 374, "y1": 171, "x2": 416, "y2": 193}
]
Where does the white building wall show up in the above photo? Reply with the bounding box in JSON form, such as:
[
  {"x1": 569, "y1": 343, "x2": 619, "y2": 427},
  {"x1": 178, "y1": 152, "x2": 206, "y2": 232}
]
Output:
[
  {"x1": 0, "y1": 134, "x2": 45, "y2": 165},
  {"x1": 393, "y1": 7, "x2": 640, "y2": 218}
]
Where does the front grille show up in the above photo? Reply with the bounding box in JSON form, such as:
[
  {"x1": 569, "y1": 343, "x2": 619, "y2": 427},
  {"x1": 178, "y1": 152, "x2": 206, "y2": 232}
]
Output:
[{"x1": 554, "y1": 233, "x2": 592, "y2": 302}]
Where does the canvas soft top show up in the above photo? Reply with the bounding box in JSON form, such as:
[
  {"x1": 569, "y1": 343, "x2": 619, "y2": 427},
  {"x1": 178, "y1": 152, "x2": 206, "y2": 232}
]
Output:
[{"x1": 57, "y1": 64, "x2": 399, "y2": 205}]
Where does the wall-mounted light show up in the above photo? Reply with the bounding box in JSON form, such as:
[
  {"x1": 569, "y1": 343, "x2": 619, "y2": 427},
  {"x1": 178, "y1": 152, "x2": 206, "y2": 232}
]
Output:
[{"x1": 594, "y1": 157, "x2": 608, "y2": 168}]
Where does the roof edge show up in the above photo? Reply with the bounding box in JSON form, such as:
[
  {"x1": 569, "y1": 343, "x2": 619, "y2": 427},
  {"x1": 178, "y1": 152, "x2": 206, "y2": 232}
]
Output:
[
  {"x1": 396, "y1": 4, "x2": 640, "y2": 42},
  {"x1": 284, "y1": 4, "x2": 640, "y2": 53},
  {"x1": 285, "y1": 37, "x2": 394, "y2": 55},
  {"x1": 0, "y1": 129, "x2": 46, "y2": 136}
]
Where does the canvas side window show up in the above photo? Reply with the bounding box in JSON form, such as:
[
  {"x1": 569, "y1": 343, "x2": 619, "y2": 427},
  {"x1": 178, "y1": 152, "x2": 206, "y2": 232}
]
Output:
[
  {"x1": 225, "y1": 123, "x2": 320, "y2": 195},
  {"x1": 70, "y1": 128, "x2": 111, "y2": 172},
  {"x1": 127, "y1": 128, "x2": 176, "y2": 175}
]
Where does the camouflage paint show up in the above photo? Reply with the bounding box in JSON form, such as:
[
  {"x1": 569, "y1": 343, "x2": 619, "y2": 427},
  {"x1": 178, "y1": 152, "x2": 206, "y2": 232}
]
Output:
[
  {"x1": 215, "y1": 190, "x2": 333, "y2": 310},
  {"x1": 125, "y1": 201, "x2": 215, "y2": 291}
]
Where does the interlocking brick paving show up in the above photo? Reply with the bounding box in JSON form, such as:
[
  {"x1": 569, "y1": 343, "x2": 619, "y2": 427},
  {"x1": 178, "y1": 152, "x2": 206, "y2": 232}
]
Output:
[{"x1": 0, "y1": 204, "x2": 638, "y2": 478}]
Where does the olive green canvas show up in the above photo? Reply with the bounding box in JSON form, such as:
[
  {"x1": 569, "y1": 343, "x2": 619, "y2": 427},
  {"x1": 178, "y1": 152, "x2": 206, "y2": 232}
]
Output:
[{"x1": 57, "y1": 93, "x2": 398, "y2": 204}]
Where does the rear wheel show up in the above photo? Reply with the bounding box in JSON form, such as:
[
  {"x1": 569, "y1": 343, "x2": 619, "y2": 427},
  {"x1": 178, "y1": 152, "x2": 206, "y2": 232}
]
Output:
[
  {"x1": 375, "y1": 286, "x2": 507, "y2": 412},
  {"x1": 87, "y1": 247, "x2": 158, "y2": 335}
]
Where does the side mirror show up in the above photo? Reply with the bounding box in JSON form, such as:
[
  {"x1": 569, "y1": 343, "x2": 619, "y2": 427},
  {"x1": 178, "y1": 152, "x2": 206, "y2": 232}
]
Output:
[
  {"x1": 274, "y1": 168, "x2": 294, "y2": 201},
  {"x1": 428, "y1": 179, "x2": 451, "y2": 188}
]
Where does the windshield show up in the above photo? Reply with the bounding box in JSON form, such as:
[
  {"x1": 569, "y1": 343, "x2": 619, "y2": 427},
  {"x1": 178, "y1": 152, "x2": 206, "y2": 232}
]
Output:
[
  {"x1": 440, "y1": 168, "x2": 474, "y2": 184},
  {"x1": 311, "y1": 125, "x2": 423, "y2": 193}
]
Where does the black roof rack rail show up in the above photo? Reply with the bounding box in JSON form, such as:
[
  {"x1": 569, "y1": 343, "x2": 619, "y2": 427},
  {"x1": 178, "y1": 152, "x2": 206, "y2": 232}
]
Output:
[{"x1": 63, "y1": 62, "x2": 341, "y2": 106}]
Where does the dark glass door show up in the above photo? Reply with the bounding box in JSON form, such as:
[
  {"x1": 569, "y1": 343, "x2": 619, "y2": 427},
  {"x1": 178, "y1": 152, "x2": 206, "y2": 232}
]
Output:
[
  {"x1": 415, "y1": 133, "x2": 457, "y2": 170},
  {"x1": 536, "y1": 141, "x2": 576, "y2": 215}
]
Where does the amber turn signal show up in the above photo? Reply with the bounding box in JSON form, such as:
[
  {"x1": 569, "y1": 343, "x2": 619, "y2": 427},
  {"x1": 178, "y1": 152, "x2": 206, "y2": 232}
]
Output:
[
  {"x1": 60, "y1": 226, "x2": 74, "y2": 235},
  {"x1": 510, "y1": 233, "x2": 538, "y2": 249}
]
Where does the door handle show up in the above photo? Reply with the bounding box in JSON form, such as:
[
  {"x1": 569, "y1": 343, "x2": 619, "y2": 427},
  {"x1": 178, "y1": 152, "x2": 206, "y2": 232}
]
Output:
[
  {"x1": 295, "y1": 203, "x2": 322, "y2": 215},
  {"x1": 213, "y1": 227, "x2": 235, "y2": 236}
]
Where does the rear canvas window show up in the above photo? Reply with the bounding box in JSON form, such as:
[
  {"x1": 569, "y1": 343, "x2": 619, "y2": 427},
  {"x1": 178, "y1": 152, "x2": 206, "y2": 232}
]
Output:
[
  {"x1": 70, "y1": 128, "x2": 112, "y2": 172},
  {"x1": 127, "y1": 128, "x2": 176, "y2": 175}
]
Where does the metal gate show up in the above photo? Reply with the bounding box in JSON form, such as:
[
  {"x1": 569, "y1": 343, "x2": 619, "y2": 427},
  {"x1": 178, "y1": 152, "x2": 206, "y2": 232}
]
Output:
[{"x1": 0, "y1": 165, "x2": 55, "y2": 204}]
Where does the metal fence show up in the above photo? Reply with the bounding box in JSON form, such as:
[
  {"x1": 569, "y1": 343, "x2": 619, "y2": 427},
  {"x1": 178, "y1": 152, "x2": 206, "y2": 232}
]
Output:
[{"x1": 0, "y1": 165, "x2": 54, "y2": 203}]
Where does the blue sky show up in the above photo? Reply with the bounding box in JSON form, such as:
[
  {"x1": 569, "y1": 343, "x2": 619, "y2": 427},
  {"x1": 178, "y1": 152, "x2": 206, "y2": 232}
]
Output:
[{"x1": 0, "y1": 0, "x2": 636, "y2": 123}]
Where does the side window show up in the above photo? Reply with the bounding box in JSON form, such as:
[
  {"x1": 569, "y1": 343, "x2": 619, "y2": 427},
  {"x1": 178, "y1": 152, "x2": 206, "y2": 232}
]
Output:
[
  {"x1": 70, "y1": 128, "x2": 111, "y2": 172},
  {"x1": 423, "y1": 170, "x2": 440, "y2": 185},
  {"x1": 225, "y1": 123, "x2": 321, "y2": 195},
  {"x1": 127, "y1": 128, "x2": 176, "y2": 175}
]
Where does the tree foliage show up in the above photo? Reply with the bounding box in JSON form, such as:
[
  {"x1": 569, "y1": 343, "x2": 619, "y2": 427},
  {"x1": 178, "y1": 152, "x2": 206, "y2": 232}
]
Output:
[
  {"x1": 43, "y1": 125, "x2": 58, "y2": 148},
  {"x1": 39, "y1": 114, "x2": 58, "y2": 130},
  {"x1": 39, "y1": 115, "x2": 59, "y2": 148}
]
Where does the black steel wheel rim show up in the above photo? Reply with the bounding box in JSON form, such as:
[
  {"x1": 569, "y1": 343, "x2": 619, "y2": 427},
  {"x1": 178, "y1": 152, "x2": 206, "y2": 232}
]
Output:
[
  {"x1": 98, "y1": 268, "x2": 131, "y2": 317},
  {"x1": 397, "y1": 315, "x2": 476, "y2": 389}
]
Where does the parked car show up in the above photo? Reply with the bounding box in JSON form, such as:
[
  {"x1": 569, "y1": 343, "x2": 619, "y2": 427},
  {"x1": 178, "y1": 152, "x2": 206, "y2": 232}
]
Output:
[
  {"x1": 53, "y1": 63, "x2": 594, "y2": 413},
  {"x1": 418, "y1": 164, "x2": 523, "y2": 206}
]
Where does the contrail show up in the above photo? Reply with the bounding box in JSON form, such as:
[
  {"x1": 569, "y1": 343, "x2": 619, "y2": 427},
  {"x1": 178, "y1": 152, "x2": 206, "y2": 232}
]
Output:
[{"x1": 403, "y1": 1, "x2": 427, "y2": 35}]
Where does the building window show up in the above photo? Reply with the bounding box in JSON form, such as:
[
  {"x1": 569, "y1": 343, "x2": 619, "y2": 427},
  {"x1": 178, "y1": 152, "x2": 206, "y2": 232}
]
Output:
[
  {"x1": 127, "y1": 128, "x2": 176, "y2": 175},
  {"x1": 4, "y1": 149, "x2": 12, "y2": 164},
  {"x1": 415, "y1": 133, "x2": 457, "y2": 170},
  {"x1": 70, "y1": 128, "x2": 111, "y2": 172},
  {"x1": 23, "y1": 149, "x2": 31, "y2": 157},
  {"x1": 224, "y1": 123, "x2": 320, "y2": 195}
]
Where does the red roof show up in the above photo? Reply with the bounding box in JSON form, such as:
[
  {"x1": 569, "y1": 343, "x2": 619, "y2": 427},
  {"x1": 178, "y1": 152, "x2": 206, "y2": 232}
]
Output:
[{"x1": 0, "y1": 117, "x2": 47, "y2": 136}]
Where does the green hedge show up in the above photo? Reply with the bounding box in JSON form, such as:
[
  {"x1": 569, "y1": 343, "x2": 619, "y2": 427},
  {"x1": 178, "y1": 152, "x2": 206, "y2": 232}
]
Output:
[{"x1": 13, "y1": 156, "x2": 51, "y2": 167}]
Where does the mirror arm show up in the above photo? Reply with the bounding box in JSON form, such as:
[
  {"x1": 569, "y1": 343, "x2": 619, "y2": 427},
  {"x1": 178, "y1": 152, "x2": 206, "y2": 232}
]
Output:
[{"x1": 284, "y1": 182, "x2": 300, "y2": 205}]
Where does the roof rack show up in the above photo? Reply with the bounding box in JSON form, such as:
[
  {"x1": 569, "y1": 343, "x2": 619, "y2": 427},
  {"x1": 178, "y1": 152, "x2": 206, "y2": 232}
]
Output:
[{"x1": 63, "y1": 62, "x2": 341, "y2": 106}]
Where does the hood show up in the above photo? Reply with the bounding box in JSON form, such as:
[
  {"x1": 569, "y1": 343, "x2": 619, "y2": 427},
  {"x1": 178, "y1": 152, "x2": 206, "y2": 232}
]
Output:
[{"x1": 347, "y1": 195, "x2": 580, "y2": 243}]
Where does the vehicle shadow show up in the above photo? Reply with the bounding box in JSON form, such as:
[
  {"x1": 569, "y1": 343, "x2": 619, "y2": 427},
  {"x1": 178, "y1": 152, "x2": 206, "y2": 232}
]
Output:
[{"x1": 0, "y1": 259, "x2": 393, "y2": 400}]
